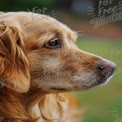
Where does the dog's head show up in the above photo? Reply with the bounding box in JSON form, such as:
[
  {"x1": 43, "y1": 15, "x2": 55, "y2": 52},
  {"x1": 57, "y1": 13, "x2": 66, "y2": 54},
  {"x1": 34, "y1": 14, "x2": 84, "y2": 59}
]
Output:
[{"x1": 0, "y1": 12, "x2": 116, "y2": 93}]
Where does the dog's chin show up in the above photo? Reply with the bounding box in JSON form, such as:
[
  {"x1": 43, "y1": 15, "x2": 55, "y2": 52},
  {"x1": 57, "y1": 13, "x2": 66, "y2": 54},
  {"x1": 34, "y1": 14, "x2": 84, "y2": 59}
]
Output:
[
  {"x1": 97, "y1": 75, "x2": 114, "y2": 86},
  {"x1": 38, "y1": 87, "x2": 68, "y2": 93},
  {"x1": 42, "y1": 75, "x2": 114, "y2": 92},
  {"x1": 87, "y1": 75, "x2": 114, "y2": 89}
]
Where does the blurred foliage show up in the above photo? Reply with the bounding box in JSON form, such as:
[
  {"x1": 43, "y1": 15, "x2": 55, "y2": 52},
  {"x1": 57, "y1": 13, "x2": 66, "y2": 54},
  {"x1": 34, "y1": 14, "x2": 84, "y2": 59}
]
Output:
[{"x1": 0, "y1": 0, "x2": 72, "y2": 11}]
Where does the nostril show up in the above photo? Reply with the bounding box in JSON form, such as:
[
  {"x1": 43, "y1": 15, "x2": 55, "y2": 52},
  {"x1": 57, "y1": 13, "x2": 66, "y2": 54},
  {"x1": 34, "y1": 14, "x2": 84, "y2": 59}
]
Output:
[
  {"x1": 98, "y1": 61, "x2": 116, "y2": 76},
  {"x1": 98, "y1": 64, "x2": 105, "y2": 71}
]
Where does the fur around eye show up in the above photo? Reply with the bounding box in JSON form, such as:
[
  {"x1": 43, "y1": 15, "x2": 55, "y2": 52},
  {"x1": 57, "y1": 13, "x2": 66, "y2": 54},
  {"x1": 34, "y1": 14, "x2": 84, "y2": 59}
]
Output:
[{"x1": 43, "y1": 38, "x2": 61, "y2": 49}]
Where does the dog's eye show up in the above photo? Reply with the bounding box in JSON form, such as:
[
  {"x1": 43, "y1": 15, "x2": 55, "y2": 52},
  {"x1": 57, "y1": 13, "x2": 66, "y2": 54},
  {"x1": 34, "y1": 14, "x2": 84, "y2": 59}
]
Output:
[{"x1": 43, "y1": 38, "x2": 61, "y2": 49}]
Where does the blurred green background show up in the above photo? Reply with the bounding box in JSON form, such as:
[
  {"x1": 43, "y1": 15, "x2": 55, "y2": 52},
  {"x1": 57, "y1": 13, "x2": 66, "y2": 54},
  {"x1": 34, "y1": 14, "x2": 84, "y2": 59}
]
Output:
[{"x1": 0, "y1": 0, "x2": 122, "y2": 122}]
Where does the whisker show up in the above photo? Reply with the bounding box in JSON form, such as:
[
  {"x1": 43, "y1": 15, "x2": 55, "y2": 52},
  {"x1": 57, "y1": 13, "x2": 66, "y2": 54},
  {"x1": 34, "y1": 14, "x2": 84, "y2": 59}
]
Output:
[
  {"x1": 76, "y1": 31, "x2": 87, "y2": 37},
  {"x1": 90, "y1": 15, "x2": 96, "y2": 18},
  {"x1": 88, "y1": 7, "x2": 95, "y2": 10},
  {"x1": 88, "y1": 13, "x2": 95, "y2": 16},
  {"x1": 88, "y1": 10, "x2": 95, "y2": 12},
  {"x1": 88, "y1": 11, "x2": 95, "y2": 14}
]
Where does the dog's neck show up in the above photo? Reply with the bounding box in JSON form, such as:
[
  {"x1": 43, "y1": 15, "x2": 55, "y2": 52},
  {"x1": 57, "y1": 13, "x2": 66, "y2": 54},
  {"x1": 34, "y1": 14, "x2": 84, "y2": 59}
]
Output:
[
  {"x1": 0, "y1": 86, "x2": 70, "y2": 122},
  {"x1": 25, "y1": 87, "x2": 70, "y2": 121},
  {"x1": 0, "y1": 88, "x2": 28, "y2": 122}
]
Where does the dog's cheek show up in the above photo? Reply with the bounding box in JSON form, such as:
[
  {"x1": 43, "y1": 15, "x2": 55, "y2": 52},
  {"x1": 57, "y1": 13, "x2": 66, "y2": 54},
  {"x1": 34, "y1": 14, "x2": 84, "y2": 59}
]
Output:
[{"x1": 41, "y1": 57, "x2": 63, "y2": 74}]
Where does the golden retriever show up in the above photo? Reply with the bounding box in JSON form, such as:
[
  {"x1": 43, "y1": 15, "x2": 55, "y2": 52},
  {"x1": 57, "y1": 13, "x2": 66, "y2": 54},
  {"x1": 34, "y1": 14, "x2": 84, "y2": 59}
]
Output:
[{"x1": 0, "y1": 12, "x2": 116, "y2": 122}]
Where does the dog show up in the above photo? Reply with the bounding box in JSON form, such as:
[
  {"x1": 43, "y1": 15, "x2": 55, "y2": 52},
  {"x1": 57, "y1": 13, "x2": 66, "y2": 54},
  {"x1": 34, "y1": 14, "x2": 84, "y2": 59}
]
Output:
[{"x1": 0, "y1": 12, "x2": 116, "y2": 122}]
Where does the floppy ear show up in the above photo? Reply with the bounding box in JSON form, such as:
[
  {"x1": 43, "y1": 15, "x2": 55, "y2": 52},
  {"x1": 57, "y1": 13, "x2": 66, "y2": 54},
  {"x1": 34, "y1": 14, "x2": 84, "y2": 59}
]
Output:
[{"x1": 0, "y1": 23, "x2": 30, "y2": 93}]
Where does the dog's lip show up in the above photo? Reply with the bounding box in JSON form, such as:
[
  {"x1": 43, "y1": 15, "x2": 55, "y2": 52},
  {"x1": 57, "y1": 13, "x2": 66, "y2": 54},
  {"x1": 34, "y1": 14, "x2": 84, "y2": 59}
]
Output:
[
  {"x1": 50, "y1": 87, "x2": 66, "y2": 91},
  {"x1": 89, "y1": 74, "x2": 114, "y2": 88}
]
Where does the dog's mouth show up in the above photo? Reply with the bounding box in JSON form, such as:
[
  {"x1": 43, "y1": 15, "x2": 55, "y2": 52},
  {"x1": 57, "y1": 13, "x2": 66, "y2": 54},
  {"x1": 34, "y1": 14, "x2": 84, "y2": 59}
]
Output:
[
  {"x1": 49, "y1": 72, "x2": 115, "y2": 92},
  {"x1": 90, "y1": 75, "x2": 114, "y2": 88},
  {"x1": 50, "y1": 87, "x2": 67, "y2": 91},
  {"x1": 86, "y1": 66, "x2": 116, "y2": 89},
  {"x1": 97, "y1": 74, "x2": 113, "y2": 85},
  {"x1": 44, "y1": 61, "x2": 116, "y2": 92}
]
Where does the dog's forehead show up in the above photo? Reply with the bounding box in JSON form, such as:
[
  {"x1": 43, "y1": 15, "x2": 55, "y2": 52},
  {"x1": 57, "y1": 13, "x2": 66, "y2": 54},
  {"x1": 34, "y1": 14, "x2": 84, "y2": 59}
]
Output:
[
  {"x1": 16, "y1": 12, "x2": 77, "y2": 41},
  {"x1": 0, "y1": 12, "x2": 77, "y2": 42},
  {"x1": 26, "y1": 13, "x2": 77, "y2": 41}
]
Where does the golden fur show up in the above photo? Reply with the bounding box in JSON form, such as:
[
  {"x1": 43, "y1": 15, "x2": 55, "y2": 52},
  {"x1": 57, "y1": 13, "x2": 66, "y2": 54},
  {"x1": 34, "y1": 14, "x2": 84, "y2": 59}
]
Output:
[{"x1": 0, "y1": 12, "x2": 116, "y2": 122}]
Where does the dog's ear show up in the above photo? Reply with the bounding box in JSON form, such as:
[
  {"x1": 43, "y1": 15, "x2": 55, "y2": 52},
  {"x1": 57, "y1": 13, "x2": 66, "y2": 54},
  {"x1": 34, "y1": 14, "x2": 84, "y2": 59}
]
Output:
[{"x1": 0, "y1": 23, "x2": 30, "y2": 93}]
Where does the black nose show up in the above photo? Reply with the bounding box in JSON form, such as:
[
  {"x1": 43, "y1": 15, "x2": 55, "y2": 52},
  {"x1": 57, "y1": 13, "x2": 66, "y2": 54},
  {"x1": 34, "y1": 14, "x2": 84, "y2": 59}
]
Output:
[{"x1": 98, "y1": 61, "x2": 116, "y2": 77}]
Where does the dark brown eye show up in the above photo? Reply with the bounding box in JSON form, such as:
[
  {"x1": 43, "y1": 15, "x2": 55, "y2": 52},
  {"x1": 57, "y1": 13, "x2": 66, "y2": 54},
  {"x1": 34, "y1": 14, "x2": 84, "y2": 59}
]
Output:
[{"x1": 43, "y1": 38, "x2": 61, "y2": 49}]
